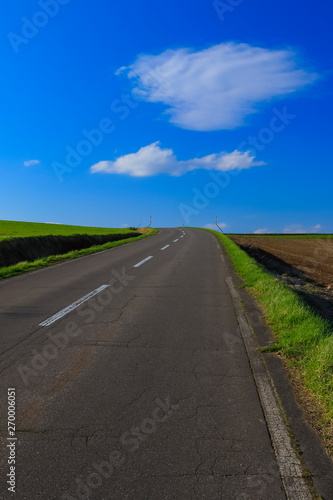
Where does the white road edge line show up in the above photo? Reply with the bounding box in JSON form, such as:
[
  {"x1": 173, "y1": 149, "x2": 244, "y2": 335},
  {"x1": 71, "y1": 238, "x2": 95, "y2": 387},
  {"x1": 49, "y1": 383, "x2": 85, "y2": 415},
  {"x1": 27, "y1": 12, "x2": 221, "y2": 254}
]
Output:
[
  {"x1": 39, "y1": 285, "x2": 109, "y2": 327},
  {"x1": 173, "y1": 239, "x2": 179, "y2": 243},
  {"x1": 226, "y1": 276, "x2": 312, "y2": 499},
  {"x1": 133, "y1": 256, "x2": 153, "y2": 268},
  {"x1": 161, "y1": 245, "x2": 170, "y2": 251}
]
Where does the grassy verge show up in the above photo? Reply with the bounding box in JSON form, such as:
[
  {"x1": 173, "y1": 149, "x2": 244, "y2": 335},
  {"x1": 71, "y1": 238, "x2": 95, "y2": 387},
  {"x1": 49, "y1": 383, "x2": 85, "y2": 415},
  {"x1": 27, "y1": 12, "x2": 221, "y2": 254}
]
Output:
[
  {"x1": 0, "y1": 228, "x2": 158, "y2": 280},
  {"x1": 206, "y1": 229, "x2": 333, "y2": 453}
]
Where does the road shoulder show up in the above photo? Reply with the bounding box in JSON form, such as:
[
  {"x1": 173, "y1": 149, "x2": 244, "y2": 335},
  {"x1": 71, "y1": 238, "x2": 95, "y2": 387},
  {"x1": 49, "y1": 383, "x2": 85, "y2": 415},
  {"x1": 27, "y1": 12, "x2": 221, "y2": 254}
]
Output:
[{"x1": 215, "y1": 233, "x2": 333, "y2": 499}]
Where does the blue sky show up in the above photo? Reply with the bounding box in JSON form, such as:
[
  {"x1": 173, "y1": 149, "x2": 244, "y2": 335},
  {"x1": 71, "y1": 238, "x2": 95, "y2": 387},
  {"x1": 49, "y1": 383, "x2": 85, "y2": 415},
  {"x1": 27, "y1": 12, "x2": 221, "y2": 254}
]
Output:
[{"x1": 1, "y1": 0, "x2": 332, "y2": 232}]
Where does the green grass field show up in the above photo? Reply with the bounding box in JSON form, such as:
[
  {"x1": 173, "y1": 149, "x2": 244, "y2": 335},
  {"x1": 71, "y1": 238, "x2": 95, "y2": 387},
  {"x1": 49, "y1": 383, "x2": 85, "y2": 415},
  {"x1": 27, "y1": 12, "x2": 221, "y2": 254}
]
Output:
[{"x1": 0, "y1": 220, "x2": 132, "y2": 241}]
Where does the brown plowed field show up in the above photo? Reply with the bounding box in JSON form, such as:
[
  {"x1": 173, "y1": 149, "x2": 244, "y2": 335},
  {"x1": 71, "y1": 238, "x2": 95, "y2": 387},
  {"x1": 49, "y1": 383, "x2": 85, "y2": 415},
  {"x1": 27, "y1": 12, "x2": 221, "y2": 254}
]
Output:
[{"x1": 231, "y1": 236, "x2": 333, "y2": 289}]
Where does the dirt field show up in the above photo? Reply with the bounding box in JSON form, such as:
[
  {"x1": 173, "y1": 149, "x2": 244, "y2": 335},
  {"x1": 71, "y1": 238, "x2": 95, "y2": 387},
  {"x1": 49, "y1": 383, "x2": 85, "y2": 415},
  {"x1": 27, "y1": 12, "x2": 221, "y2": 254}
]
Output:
[{"x1": 231, "y1": 236, "x2": 333, "y2": 289}]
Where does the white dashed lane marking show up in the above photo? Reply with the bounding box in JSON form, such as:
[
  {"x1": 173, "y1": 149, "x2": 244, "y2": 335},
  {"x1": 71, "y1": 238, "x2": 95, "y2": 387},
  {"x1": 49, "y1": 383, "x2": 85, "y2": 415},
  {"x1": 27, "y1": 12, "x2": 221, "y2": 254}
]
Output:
[
  {"x1": 40, "y1": 234, "x2": 183, "y2": 327},
  {"x1": 41, "y1": 230, "x2": 186, "y2": 327},
  {"x1": 39, "y1": 285, "x2": 109, "y2": 326},
  {"x1": 133, "y1": 256, "x2": 154, "y2": 268}
]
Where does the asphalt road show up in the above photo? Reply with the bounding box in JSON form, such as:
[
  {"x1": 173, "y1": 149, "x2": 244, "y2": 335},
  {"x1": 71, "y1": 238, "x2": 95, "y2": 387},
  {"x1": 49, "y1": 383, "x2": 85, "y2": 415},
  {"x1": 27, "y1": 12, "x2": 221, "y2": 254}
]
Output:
[{"x1": 0, "y1": 228, "x2": 307, "y2": 498}]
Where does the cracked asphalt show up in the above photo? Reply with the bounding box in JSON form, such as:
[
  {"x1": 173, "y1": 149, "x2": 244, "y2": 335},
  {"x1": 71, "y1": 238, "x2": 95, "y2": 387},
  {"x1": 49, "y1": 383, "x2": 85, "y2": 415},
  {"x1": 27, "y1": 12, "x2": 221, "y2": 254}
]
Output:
[{"x1": 0, "y1": 228, "x2": 288, "y2": 498}]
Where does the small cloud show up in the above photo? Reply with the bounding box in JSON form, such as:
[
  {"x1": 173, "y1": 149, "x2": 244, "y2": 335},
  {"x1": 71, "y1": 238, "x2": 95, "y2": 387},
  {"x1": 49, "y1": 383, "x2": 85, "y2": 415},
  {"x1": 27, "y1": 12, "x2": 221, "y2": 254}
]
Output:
[
  {"x1": 122, "y1": 223, "x2": 129, "y2": 228},
  {"x1": 205, "y1": 222, "x2": 227, "y2": 230},
  {"x1": 253, "y1": 228, "x2": 268, "y2": 234},
  {"x1": 45, "y1": 222, "x2": 62, "y2": 224},
  {"x1": 283, "y1": 224, "x2": 304, "y2": 233},
  {"x1": 120, "y1": 42, "x2": 317, "y2": 131},
  {"x1": 283, "y1": 223, "x2": 322, "y2": 234},
  {"x1": 90, "y1": 142, "x2": 265, "y2": 177},
  {"x1": 283, "y1": 224, "x2": 307, "y2": 234},
  {"x1": 114, "y1": 66, "x2": 127, "y2": 76},
  {"x1": 24, "y1": 159, "x2": 40, "y2": 167}
]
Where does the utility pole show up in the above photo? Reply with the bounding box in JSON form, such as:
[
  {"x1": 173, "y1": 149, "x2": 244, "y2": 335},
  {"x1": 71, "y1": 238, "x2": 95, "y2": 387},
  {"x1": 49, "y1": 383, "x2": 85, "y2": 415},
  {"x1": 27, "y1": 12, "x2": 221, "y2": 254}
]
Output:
[
  {"x1": 143, "y1": 216, "x2": 152, "y2": 234},
  {"x1": 215, "y1": 216, "x2": 224, "y2": 233}
]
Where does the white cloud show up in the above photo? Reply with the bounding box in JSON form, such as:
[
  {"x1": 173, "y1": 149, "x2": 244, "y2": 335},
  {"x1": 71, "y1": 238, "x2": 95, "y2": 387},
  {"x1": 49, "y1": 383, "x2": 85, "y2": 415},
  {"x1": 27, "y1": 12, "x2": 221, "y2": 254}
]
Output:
[
  {"x1": 90, "y1": 142, "x2": 265, "y2": 177},
  {"x1": 283, "y1": 224, "x2": 305, "y2": 233},
  {"x1": 115, "y1": 66, "x2": 127, "y2": 76},
  {"x1": 283, "y1": 224, "x2": 322, "y2": 234},
  {"x1": 121, "y1": 43, "x2": 317, "y2": 131},
  {"x1": 24, "y1": 159, "x2": 40, "y2": 167},
  {"x1": 205, "y1": 222, "x2": 227, "y2": 230},
  {"x1": 253, "y1": 228, "x2": 269, "y2": 234}
]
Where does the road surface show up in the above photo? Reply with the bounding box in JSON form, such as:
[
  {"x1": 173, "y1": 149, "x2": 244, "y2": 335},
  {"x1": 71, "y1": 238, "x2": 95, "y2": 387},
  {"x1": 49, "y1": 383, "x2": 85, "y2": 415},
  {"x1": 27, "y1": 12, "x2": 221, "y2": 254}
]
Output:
[{"x1": 0, "y1": 228, "x2": 321, "y2": 498}]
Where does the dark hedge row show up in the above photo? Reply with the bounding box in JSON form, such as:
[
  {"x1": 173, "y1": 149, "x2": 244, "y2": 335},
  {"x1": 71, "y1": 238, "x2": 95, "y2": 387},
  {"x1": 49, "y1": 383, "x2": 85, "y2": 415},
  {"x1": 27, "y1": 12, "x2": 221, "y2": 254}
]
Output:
[{"x1": 0, "y1": 232, "x2": 139, "y2": 268}]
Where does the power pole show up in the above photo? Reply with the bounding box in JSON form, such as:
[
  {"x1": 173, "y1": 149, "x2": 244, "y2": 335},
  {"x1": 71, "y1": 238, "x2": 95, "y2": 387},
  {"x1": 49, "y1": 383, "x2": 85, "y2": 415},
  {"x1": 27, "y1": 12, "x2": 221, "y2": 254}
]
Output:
[{"x1": 215, "y1": 216, "x2": 224, "y2": 233}]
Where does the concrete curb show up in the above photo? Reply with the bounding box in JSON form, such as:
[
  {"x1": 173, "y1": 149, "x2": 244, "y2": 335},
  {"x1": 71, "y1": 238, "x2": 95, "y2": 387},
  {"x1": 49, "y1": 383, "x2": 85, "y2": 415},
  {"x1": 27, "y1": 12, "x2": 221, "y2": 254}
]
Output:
[{"x1": 226, "y1": 276, "x2": 312, "y2": 499}]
